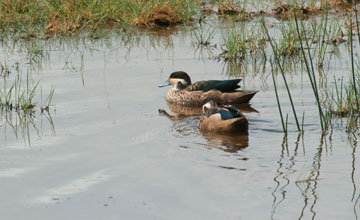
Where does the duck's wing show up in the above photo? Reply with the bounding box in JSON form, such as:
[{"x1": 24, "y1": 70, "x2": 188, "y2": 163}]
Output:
[
  {"x1": 210, "y1": 79, "x2": 241, "y2": 92},
  {"x1": 204, "y1": 105, "x2": 241, "y2": 120},
  {"x1": 218, "y1": 106, "x2": 242, "y2": 120},
  {"x1": 186, "y1": 79, "x2": 241, "y2": 92}
]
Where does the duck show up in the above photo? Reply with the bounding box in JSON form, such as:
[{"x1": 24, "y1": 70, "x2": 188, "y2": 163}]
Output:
[
  {"x1": 198, "y1": 99, "x2": 248, "y2": 132},
  {"x1": 158, "y1": 71, "x2": 257, "y2": 106}
]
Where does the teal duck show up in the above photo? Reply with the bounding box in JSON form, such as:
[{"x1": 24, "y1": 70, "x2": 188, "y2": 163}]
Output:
[
  {"x1": 158, "y1": 71, "x2": 257, "y2": 106},
  {"x1": 198, "y1": 100, "x2": 248, "y2": 132}
]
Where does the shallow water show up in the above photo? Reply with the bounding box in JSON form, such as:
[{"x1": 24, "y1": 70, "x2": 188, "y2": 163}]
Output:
[{"x1": 0, "y1": 19, "x2": 360, "y2": 219}]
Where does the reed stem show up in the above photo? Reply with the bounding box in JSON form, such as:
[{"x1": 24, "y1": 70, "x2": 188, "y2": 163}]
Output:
[
  {"x1": 271, "y1": 62, "x2": 287, "y2": 133},
  {"x1": 294, "y1": 10, "x2": 327, "y2": 131},
  {"x1": 349, "y1": 18, "x2": 359, "y2": 112},
  {"x1": 262, "y1": 18, "x2": 301, "y2": 132}
]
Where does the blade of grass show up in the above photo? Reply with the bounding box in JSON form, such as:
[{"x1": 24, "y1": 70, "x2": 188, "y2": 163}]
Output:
[{"x1": 271, "y1": 62, "x2": 287, "y2": 133}]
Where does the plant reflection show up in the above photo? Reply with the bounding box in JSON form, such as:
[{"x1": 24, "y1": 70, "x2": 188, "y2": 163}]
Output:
[
  {"x1": 349, "y1": 133, "x2": 360, "y2": 219},
  {"x1": 0, "y1": 110, "x2": 55, "y2": 146},
  {"x1": 296, "y1": 134, "x2": 326, "y2": 220},
  {"x1": 271, "y1": 134, "x2": 300, "y2": 219}
]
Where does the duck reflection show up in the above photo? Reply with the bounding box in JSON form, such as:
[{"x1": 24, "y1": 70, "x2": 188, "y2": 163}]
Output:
[
  {"x1": 158, "y1": 101, "x2": 203, "y2": 120},
  {"x1": 200, "y1": 130, "x2": 249, "y2": 152}
]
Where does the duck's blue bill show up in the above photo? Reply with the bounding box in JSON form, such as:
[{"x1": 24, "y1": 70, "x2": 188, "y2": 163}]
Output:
[{"x1": 158, "y1": 80, "x2": 170, "y2": 88}]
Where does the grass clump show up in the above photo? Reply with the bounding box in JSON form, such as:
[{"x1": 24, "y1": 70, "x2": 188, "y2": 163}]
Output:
[
  {"x1": 272, "y1": 4, "x2": 321, "y2": 20},
  {"x1": 327, "y1": 16, "x2": 360, "y2": 121},
  {"x1": 220, "y1": 29, "x2": 248, "y2": 61},
  {"x1": 0, "y1": 70, "x2": 54, "y2": 113},
  {"x1": 133, "y1": 3, "x2": 183, "y2": 26},
  {"x1": 276, "y1": 23, "x2": 302, "y2": 57},
  {"x1": 217, "y1": 2, "x2": 243, "y2": 15},
  {"x1": 218, "y1": 24, "x2": 265, "y2": 62}
]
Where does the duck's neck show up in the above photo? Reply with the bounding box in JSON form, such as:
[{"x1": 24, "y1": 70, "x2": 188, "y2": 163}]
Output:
[{"x1": 174, "y1": 81, "x2": 188, "y2": 90}]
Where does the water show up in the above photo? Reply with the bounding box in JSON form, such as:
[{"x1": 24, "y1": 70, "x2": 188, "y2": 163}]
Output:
[{"x1": 0, "y1": 21, "x2": 359, "y2": 219}]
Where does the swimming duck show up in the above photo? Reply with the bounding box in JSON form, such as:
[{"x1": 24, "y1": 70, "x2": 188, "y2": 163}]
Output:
[
  {"x1": 158, "y1": 71, "x2": 257, "y2": 106},
  {"x1": 198, "y1": 100, "x2": 248, "y2": 132}
]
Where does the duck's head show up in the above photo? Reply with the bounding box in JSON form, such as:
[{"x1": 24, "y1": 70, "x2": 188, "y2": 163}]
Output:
[
  {"x1": 202, "y1": 99, "x2": 218, "y2": 114},
  {"x1": 158, "y1": 71, "x2": 192, "y2": 90}
]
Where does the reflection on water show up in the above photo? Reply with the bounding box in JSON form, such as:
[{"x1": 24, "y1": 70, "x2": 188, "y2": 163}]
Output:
[
  {"x1": 158, "y1": 102, "x2": 203, "y2": 121},
  {"x1": 0, "y1": 110, "x2": 55, "y2": 146},
  {"x1": 270, "y1": 133, "x2": 326, "y2": 220},
  {"x1": 296, "y1": 135, "x2": 324, "y2": 220},
  {"x1": 269, "y1": 130, "x2": 360, "y2": 219},
  {"x1": 349, "y1": 133, "x2": 360, "y2": 219},
  {"x1": 200, "y1": 130, "x2": 249, "y2": 153},
  {"x1": 271, "y1": 134, "x2": 300, "y2": 220}
]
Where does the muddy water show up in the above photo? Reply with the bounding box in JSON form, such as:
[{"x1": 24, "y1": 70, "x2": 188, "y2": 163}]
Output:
[{"x1": 0, "y1": 24, "x2": 359, "y2": 219}]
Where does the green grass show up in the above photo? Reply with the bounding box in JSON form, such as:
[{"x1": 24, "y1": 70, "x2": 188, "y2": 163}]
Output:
[
  {"x1": 219, "y1": 22, "x2": 266, "y2": 62},
  {"x1": 294, "y1": 11, "x2": 329, "y2": 131},
  {"x1": 0, "y1": 69, "x2": 54, "y2": 113},
  {"x1": 277, "y1": 23, "x2": 302, "y2": 57}
]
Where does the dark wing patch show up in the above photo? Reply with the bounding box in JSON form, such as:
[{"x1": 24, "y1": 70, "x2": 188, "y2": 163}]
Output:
[
  {"x1": 212, "y1": 79, "x2": 241, "y2": 92},
  {"x1": 186, "y1": 79, "x2": 242, "y2": 93}
]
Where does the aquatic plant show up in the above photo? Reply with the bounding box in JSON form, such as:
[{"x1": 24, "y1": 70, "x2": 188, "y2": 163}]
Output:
[
  {"x1": 262, "y1": 18, "x2": 301, "y2": 132},
  {"x1": 218, "y1": 22, "x2": 266, "y2": 62},
  {"x1": 40, "y1": 85, "x2": 55, "y2": 113},
  {"x1": 271, "y1": 61, "x2": 288, "y2": 133},
  {"x1": 0, "y1": 70, "x2": 54, "y2": 113},
  {"x1": 277, "y1": 23, "x2": 302, "y2": 58},
  {"x1": 220, "y1": 29, "x2": 248, "y2": 61},
  {"x1": 293, "y1": 11, "x2": 329, "y2": 131}
]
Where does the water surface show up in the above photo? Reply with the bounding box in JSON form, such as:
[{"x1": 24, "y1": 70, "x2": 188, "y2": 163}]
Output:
[{"x1": 0, "y1": 20, "x2": 359, "y2": 220}]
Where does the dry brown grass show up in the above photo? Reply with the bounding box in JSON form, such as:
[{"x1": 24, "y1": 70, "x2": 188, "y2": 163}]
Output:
[
  {"x1": 133, "y1": 4, "x2": 183, "y2": 26},
  {"x1": 217, "y1": 4, "x2": 242, "y2": 15},
  {"x1": 272, "y1": 4, "x2": 322, "y2": 19}
]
